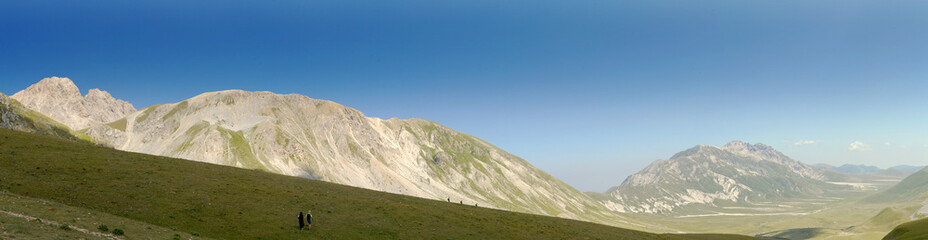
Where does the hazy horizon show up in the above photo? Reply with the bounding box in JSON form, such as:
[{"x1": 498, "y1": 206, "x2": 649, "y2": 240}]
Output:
[{"x1": 3, "y1": 0, "x2": 927, "y2": 192}]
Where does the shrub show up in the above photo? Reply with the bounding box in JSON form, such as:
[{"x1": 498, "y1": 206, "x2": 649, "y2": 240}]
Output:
[
  {"x1": 112, "y1": 228, "x2": 125, "y2": 236},
  {"x1": 98, "y1": 225, "x2": 109, "y2": 232},
  {"x1": 173, "y1": 233, "x2": 182, "y2": 240},
  {"x1": 59, "y1": 225, "x2": 71, "y2": 231}
]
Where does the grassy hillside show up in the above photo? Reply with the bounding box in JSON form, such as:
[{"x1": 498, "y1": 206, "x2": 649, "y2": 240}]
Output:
[
  {"x1": 863, "y1": 167, "x2": 928, "y2": 203},
  {"x1": 0, "y1": 191, "x2": 203, "y2": 240},
  {"x1": 0, "y1": 129, "x2": 755, "y2": 239},
  {"x1": 883, "y1": 218, "x2": 928, "y2": 240}
]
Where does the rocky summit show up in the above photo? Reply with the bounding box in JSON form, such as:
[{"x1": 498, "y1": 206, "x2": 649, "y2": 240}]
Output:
[
  {"x1": 600, "y1": 141, "x2": 827, "y2": 214},
  {"x1": 11, "y1": 77, "x2": 136, "y2": 130},
  {"x1": 83, "y1": 90, "x2": 621, "y2": 223}
]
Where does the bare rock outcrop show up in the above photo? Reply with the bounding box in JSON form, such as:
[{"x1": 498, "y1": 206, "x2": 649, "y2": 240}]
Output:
[
  {"x1": 0, "y1": 92, "x2": 74, "y2": 139},
  {"x1": 11, "y1": 77, "x2": 136, "y2": 130}
]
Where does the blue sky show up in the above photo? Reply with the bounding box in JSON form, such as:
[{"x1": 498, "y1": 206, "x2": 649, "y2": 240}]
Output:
[{"x1": 2, "y1": 1, "x2": 926, "y2": 191}]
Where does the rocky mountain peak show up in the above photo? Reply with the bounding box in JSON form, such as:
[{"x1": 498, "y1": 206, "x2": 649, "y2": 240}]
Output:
[
  {"x1": 722, "y1": 140, "x2": 773, "y2": 152},
  {"x1": 721, "y1": 140, "x2": 787, "y2": 161},
  {"x1": 723, "y1": 140, "x2": 750, "y2": 147},
  {"x1": 11, "y1": 77, "x2": 136, "y2": 130},
  {"x1": 14, "y1": 77, "x2": 81, "y2": 99},
  {"x1": 86, "y1": 88, "x2": 112, "y2": 99},
  {"x1": 38, "y1": 76, "x2": 77, "y2": 86},
  {"x1": 669, "y1": 144, "x2": 719, "y2": 159}
]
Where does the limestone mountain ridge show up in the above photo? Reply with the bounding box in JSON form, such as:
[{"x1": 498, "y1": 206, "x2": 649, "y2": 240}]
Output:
[
  {"x1": 11, "y1": 77, "x2": 135, "y2": 130},
  {"x1": 600, "y1": 141, "x2": 828, "y2": 214}
]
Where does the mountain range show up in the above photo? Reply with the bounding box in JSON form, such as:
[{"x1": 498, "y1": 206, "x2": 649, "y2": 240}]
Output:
[
  {"x1": 3, "y1": 76, "x2": 927, "y2": 239},
  {"x1": 0, "y1": 127, "x2": 755, "y2": 239},
  {"x1": 814, "y1": 163, "x2": 925, "y2": 175},
  {"x1": 7, "y1": 77, "x2": 623, "y2": 225}
]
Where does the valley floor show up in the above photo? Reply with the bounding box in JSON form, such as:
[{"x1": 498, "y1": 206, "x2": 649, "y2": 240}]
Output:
[{"x1": 631, "y1": 178, "x2": 928, "y2": 240}]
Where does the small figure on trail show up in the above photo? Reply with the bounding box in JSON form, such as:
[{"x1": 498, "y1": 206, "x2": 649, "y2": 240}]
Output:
[
  {"x1": 460, "y1": 200, "x2": 463, "y2": 204},
  {"x1": 298, "y1": 212, "x2": 305, "y2": 231},
  {"x1": 447, "y1": 197, "x2": 450, "y2": 202},
  {"x1": 475, "y1": 203, "x2": 478, "y2": 207},
  {"x1": 307, "y1": 210, "x2": 313, "y2": 229}
]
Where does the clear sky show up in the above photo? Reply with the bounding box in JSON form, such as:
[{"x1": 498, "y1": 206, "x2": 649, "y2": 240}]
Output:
[{"x1": 2, "y1": 1, "x2": 926, "y2": 191}]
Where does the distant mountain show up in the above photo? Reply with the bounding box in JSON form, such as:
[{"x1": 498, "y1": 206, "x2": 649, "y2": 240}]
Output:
[
  {"x1": 599, "y1": 141, "x2": 827, "y2": 214},
  {"x1": 833, "y1": 164, "x2": 882, "y2": 174},
  {"x1": 875, "y1": 168, "x2": 920, "y2": 179},
  {"x1": 890, "y1": 165, "x2": 926, "y2": 172},
  {"x1": 812, "y1": 163, "x2": 835, "y2": 169},
  {"x1": 815, "y1": 163, "x2": 922, "y2": 179},
  {"x1": 814, "y1": 163, "x2": 883, "y2": 174},
  {"x1": 0, "y1": 92, "x2": 74, "y2": 139},
  {"x1": 816, "y1": 164, "x2": 925, "y2": 175},
  {"x1": 82, "y1": 89, "x2": 619, "y2": 223},
  {"x1": 11, "y1": 77, "x2": 135, "y2": 130}
]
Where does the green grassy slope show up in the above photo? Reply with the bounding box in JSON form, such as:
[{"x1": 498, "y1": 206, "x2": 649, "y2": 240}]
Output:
[
  {"x1": 0, "y1": 129, "x2": 756, "y2": 239},
  {"x1": 862, "y1": 205, "x2": 924, "y2": 230},
  {"x1": 883, "y1": 218, "x2": 928, "y2": 240},
  {"x1": 863, "y1": 168, "x2": 928, "y2": 203},
  {"x1": 0, "y1": 191, "x2": 204, "y2": 240}
]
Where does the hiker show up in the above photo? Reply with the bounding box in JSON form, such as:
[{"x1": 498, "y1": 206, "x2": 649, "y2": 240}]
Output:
[
  {"x1": 298, "y1": 212, "x2": 305, "y2": 231},
  {"x1": 460, "y1": 200, "x2": 463, "y2": 204},
  {"x1": 475, "y1": 203, "x2": 478, "y2": 207},
  {"x1": 307, "y1": 210, "x2": 313, "y2": 229},
  {"x1": 447, "y1": 197, "x2": 450, "y2": 202}
]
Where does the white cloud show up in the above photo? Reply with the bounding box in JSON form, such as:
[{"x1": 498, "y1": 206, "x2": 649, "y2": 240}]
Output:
[
  {"x1": 884, "y1": 142, "x2": 892, "y2": 146},
  {"x1": 849, "y1": 141, "x2": 872, "y2": 151},
  {"x1": 793, "y1": 140, "x2": 817, "y2": 146}
]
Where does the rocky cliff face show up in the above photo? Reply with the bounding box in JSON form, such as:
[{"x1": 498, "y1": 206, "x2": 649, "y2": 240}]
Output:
[
  {"x1": 0, "y1": 92, "x2": 74, "y2": 139},
  {"x1": 11, "y1": 77, "x2": 136, "y2": 130},
  {"x1": 600, "y1": 141, "x2": 827, "y2": 214},
  {"x1": 84, "y1": 90, "x2": 623, "y2": 224}
]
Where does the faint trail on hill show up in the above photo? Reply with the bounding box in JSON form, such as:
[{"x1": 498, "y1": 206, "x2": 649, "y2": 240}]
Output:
[{"x1": 0, "y1": 209, "x2": 122, "y2": 240}]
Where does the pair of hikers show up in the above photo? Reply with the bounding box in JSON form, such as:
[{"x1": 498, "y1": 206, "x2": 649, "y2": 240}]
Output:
[
  {"x1": 447, "y1": 197, "x2": 478, "y2": 207},
  {"x1": 298, "y1": 210, "x2": 312, "y2": 230}
]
